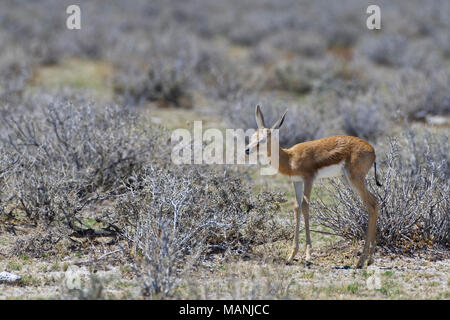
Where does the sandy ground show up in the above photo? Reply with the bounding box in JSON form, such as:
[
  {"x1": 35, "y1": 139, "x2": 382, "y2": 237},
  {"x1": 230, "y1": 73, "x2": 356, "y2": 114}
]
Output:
[{"x1": 1, "y1": 224, "x2": 448, "y2": 299}]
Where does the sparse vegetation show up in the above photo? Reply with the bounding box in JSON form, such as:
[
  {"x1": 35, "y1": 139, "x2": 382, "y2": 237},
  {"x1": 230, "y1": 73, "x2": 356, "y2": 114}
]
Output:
[
  {"x1": 109, "y1": 165, "x2": 288, "y2": 297},
  {"x1": 0, "y1": 0, "x2": 448, "y2": 300}
]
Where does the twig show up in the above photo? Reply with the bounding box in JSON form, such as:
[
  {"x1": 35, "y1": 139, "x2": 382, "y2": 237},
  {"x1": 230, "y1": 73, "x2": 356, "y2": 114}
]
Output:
[
  {"x1": 310, "y1": 228, "x2": 343, "y2": 237},
  {"x1": 97, "y1": 249, "x2": 123, "y2": 261},
  {"x1": 74, "y1": 248, "x2": 124, "y2": 267},
  {"x1": 298, "y1": 227, "x2": 343, "y2": 237}
]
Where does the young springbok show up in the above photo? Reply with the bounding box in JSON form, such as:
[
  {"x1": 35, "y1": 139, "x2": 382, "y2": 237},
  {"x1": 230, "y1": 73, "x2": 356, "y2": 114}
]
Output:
[{"x1": 245, "y1": 105, "x2": 382, "y2": 268}]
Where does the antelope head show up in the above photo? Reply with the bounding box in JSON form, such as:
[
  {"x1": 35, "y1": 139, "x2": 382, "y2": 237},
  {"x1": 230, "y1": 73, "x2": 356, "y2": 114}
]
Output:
[{"x1": 245, "y1": 105, "x2": 287, "y2": 156}]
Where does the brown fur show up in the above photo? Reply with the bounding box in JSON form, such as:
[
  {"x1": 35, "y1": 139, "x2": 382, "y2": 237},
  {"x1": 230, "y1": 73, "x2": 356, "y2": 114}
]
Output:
[
  {"x1": 276, "y1": 136, "x2": 376, "y2": 179},
  {"x1": 272, "y1": 136, "x2": 379, "y2": 268}
]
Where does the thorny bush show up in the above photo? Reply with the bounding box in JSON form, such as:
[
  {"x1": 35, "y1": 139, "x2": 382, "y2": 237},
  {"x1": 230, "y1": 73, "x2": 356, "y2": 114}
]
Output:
[
  {"x1": 1, "y1": 99, "x2": 163, "y2": 225},
  {"x1": 107, "y1": 165, "x2": 288, "y2": 297},
  {"x1": 313, "y1": 130, "x2": 449, "y2": 253}
]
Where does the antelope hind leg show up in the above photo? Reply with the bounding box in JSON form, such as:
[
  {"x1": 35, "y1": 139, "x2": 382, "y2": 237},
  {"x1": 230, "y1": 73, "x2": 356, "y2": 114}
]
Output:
[{"x1": 287, "y1": 181, "x2": 304, "y2": 264}]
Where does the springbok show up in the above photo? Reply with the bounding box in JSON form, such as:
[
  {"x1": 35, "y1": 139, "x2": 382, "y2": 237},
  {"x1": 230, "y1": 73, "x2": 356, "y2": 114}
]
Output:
[{"x1": 245, "y1": 105, "x2": 382, "y2": 268}]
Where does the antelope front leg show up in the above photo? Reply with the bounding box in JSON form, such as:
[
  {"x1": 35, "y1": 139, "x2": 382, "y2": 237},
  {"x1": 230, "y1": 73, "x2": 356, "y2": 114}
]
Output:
[
  {"x1": 287, "y1": 206, "x2": 300, "y2": 264},
  {"x1": 302, "y1": 204, "x2": 312, "y2": 263},
  {"x1": 287, "y1": 181, "x2": 303, "y2": 264},
  {"x1": 302, "y1": 178, "x2": 314, "y2": 264}
]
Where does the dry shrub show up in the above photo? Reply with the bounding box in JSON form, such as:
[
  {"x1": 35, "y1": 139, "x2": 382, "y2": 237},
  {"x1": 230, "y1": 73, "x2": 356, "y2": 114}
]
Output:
[
  {"x1": 112, "y1": 29, "x2": 198, "y2": 107},
  {"x1": 1, "y1": 98, "x2": 165, "y2": 226},
  {"x1": 268, "y1": 31, "x2": 327, "y2": 58},
  {"x1": 107, "y1": 165, "x2": 287, "y2": 297},
  {"x1": 0, "y1": 44, "x2": 30, "y2": 104},
  {"x1": 271, "y1": 57, "x2": 366, "y2": 98},
  {"x1": 313, "y1": 130, "x2": 449, "y2": 253},
  {"x1": 363, "y1": 34, "x2": 407, "y2": 67},
  {"x1": 338, "y1": 92, "x2": 386, "y2": 142},
  {"x1": 11, "y1": 231, "x2": 62, "y2": 258},
  {"x1": 383, "y1": 69, "x2": 450, "y2": 120},
  {"x1": 194, "y1": 48, "x2": 251, "y2": 102}
]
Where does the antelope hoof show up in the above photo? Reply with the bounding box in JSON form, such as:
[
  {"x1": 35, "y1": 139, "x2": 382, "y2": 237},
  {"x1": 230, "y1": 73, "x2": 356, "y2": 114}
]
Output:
[
  {"x1": 356, "y1": 257, "x2": 366, "y2": 269},
  {"x1": 286, "y1": 256, "x2": 294, "y2": 265},
  {"x1": 304, "y1": 256, "x2": 312, "y2": 266},
  {"x1": 287, "y1": 248, "x2": 299, "y2": 265},
  {"x1": 305, "y1": 245, "x2": 312, "y2": 261},
  {"x1": 286, "y1": 256, "x2": 300, "y2": 265}
]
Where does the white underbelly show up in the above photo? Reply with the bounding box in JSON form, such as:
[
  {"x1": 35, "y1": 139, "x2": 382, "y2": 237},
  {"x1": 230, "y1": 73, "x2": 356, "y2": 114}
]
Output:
[{"x1": 316, "y1": 163, "x2": 345, "y2": 179}]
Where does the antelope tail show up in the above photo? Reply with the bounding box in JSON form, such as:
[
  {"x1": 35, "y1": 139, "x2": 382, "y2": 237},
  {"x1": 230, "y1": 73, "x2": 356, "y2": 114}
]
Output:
[{"x1": 374, "y1": 162, "x2": 382, "y2": 187}]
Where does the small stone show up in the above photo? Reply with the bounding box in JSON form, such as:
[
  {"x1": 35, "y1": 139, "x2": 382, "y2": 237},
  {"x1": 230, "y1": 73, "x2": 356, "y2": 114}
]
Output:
[
  {"x1": 366, "y1": 274, "x2": 382, "y2": 290},
  {"x1": 367, "y1": 265, "x2": 381, "y2": 274},
  {"x1": 426, "y1": 115, "x2": 450, "y2": 126},
  {"x1": 64, "y1": 265, "x2": 88, "y2": 290},
  {"x1": 0, "y1": 271, "x2": 21, "y2": 283}
]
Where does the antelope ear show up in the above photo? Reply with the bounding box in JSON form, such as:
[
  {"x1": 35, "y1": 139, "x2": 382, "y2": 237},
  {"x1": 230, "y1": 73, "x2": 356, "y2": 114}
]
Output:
[
  {"x1": 255, "y1": 104, "x2": 266, "y2": 128},
  {"x1": 272, "y1": 110, "x2": 287, "y2": 129}
]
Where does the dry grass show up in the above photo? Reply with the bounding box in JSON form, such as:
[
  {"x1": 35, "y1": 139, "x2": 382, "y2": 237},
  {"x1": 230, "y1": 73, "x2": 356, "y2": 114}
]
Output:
[{"x1": 1, "y1": 220, "x2": 449, "y2": 300}]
